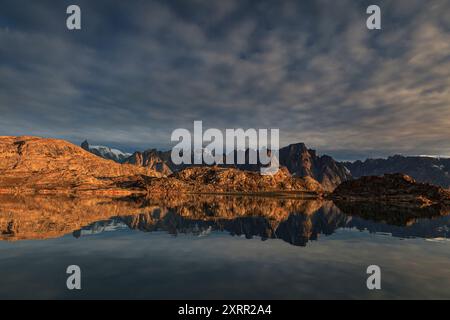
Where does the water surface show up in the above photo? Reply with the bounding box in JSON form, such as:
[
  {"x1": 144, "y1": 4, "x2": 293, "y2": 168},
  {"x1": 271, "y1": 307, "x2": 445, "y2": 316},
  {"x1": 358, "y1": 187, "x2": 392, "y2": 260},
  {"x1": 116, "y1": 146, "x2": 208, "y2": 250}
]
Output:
[{"x1": 0, "y1": 195, "x2": 449, "y2": 299}]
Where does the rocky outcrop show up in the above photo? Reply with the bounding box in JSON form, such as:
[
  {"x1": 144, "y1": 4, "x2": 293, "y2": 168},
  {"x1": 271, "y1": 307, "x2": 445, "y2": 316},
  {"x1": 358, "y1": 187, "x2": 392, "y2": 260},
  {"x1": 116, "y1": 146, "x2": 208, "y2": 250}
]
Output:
[
  {"x1": 279, "y1": 143, "x2": 352, "y2": 191},
  {"x1": 0, "y1": 136, "x2": 161, "y2": 195},
  {"x1": 145, "y1": 166, "x2": 324, "y2": 195},
  {"x1": 331, "y1": 173, "x2": 450, "y2": 206},
  {"x1": 343, "y1": 155, "x2": 450, "y2": 189}
]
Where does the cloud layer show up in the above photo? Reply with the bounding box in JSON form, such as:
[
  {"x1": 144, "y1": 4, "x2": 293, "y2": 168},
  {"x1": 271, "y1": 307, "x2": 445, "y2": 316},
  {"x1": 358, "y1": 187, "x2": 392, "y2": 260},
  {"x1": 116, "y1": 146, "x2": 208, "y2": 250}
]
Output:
[{"x1": 0, "y1": 0, "x2": 449, "y2": 159}]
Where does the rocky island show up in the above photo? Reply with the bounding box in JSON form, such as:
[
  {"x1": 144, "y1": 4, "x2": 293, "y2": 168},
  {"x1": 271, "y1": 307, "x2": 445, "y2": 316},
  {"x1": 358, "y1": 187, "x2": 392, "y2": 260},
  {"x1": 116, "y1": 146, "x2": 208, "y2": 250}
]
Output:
[{"x1": 331, "y1": 173, "x2": 450, "y2": 206}]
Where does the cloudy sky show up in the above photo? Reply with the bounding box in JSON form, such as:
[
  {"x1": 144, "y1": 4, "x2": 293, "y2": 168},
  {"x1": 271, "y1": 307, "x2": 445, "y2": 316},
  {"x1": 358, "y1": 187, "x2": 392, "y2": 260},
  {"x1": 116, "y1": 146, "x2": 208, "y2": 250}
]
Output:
[{"x1": 0, "y1": 0, "x2": 449, "y2": 160}]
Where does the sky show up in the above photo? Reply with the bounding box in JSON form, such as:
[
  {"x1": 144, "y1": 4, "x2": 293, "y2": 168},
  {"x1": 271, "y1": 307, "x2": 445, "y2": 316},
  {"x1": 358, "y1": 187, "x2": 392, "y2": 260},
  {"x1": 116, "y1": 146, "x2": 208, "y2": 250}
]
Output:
[{"x1": 0, "y1": 0, "x2": 449, "y2": 160}]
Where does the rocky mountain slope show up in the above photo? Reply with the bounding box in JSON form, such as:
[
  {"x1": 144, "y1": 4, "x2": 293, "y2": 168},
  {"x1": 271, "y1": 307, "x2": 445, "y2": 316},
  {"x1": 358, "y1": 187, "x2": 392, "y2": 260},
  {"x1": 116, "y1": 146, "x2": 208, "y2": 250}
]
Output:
[
  {"x1": 0, "y1": 136, "x2": 160, "y2": 195},
  {"x1": 279, "y1": 143, "x2": 352, "y2": 191},
  {"x1": 124, "y1": 149, "x2": 173, "y2": 175},
  {"x1": 343, "y1": 155, "x2": 450, "y2": 189}
]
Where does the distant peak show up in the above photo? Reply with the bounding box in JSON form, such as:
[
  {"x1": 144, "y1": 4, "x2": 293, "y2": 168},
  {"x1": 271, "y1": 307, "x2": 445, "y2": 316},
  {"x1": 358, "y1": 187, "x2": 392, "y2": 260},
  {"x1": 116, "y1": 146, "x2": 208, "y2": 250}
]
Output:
[{"x1": 81, "y1": 140, "x2": 89, "y2": 151}]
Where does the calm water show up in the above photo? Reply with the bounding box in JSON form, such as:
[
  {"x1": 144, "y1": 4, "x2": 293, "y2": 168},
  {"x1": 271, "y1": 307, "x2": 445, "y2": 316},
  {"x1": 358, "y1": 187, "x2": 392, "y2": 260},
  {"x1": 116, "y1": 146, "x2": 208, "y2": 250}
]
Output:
[{"x1": 0, "y1": 195, "x2": 449, "y2": 299}]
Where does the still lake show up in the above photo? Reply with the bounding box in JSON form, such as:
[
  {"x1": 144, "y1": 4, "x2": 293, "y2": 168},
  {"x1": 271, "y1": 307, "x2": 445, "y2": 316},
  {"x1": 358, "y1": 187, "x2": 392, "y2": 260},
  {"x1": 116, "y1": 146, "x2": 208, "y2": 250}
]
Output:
[{"x1": 0, "y1": 194, "x2": 449, "y2": 299}]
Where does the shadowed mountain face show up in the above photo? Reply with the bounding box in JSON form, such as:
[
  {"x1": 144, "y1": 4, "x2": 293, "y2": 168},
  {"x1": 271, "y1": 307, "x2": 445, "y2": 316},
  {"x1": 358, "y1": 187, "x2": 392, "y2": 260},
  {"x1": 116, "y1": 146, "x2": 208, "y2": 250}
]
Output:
[
  {"x1": 279, "y1": 143, "x2": 352, "y2": 191},
  {"x1": 344, "y1": 155, "x2": 450, "y2": 189},
  {"x1": 1, "y1": 194, "x2": 448, "y2": 245},
  {"x1": 124, "y1": 149, "x2": 173, "y2": 176}
]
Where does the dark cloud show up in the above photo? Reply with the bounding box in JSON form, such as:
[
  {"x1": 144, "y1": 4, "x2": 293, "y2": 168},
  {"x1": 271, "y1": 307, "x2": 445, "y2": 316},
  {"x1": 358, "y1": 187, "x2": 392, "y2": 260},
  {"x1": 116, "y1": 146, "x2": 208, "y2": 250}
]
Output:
[{"x1": 0, "y1": 0, "x2": 449, "y2": 159}]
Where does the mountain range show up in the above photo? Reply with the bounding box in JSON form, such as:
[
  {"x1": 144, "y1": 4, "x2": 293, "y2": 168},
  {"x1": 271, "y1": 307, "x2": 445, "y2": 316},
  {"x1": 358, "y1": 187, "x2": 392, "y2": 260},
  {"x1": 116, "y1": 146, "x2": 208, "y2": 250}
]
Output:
[
  {"x1": 81, "y1": 140, "x2": 450, "y2": 190},
  {"x1": 343, "y1": 155, "x2": 450, "y2": 189},
  {"x1": 81, "y1": 140, "x2": 350, "y2": 191}
]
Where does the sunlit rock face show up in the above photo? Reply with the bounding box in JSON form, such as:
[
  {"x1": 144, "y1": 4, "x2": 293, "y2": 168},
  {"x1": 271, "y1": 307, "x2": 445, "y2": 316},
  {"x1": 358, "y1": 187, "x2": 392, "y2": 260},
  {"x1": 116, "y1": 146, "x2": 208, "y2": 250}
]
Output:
[
  {"x1": 0, "y1": 136, "x2": 326, "y2": 196},
  {"x1": 0, "y1": 136, "x2": 161, "y2": 195},
  {"x1": 145, "y1": 166, "x2": 324, "y2": 194}
]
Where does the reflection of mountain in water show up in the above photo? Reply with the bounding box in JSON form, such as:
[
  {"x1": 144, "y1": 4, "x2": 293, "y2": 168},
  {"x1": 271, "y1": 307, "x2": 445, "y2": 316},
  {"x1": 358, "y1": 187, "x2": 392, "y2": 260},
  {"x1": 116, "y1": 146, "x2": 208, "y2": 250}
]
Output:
[
  {"x1": 111, "y1": 206, "x2": 347, "y2": 247},
  {"x1": 73, "y1": 197, "x2": 450, "y2": 247},
  {"x1": 0, "y1": 194, "x2": 448, "y2": 245}
]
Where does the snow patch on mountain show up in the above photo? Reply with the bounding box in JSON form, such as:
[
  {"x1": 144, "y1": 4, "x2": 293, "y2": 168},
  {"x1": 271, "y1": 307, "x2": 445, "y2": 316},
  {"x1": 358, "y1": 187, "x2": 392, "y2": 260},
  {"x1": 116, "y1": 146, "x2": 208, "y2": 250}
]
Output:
[
  {"x1": 81, "y1": 140, "x2": 131, "y2": 163},
  {"x1": 90, "y1": 145, "x2": 132, "y2": 159}
]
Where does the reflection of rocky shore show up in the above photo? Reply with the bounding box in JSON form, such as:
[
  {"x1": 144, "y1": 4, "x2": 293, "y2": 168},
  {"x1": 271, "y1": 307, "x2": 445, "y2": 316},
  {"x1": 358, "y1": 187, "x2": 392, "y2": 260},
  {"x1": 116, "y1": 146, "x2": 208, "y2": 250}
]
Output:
[
  {"x1": 333, "y1": 200, "x2": 450, "y2": 226},
  {"x1": 103, "y1": 201, "x2": 449, "y2": 246},
  {"x1": 115, "y1": 202, "x2": 346, "y2": 246},
  {"x1": 1, "y1": 194, "x2": 449, "y2": 245}
]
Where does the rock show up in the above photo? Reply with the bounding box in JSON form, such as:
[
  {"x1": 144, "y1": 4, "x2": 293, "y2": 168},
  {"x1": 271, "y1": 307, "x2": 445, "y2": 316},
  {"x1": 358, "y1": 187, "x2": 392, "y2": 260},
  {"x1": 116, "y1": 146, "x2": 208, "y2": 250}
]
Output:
[
  {"x1": 0, "y1": 136, "x2": 161, "y2": 195},
  {"x1": 331, "y1": 173, "x2": 450, "y2": 206},
  {"x1": 145, "y1": 166, "x2": 324, "y2": 195}
]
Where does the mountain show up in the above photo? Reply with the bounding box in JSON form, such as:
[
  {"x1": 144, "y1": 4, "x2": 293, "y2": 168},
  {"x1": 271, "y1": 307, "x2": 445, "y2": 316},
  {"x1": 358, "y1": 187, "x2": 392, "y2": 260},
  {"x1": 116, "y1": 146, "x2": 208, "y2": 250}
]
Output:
[
  {"x1": 81, "y1": 140, "x2": 131, "y2": 163},
  {"x1": 0, "y1": 136, "x2": 160, "y2": 195},
  {"x1": 80, "y1": 139, "x2": 349, "y2": 190},
  {"x1": 124, "y1": 149, "x2": 173, "y2": 175},
  {"x1": 343, "y1": 155, "x2": 450, "y2": 189},
  {"x1": 208, "y1": 144, "x2": 351, "y2": 191},
  {"x1": 279, "y1": 143, "x2": 352, "y2": 191}
]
